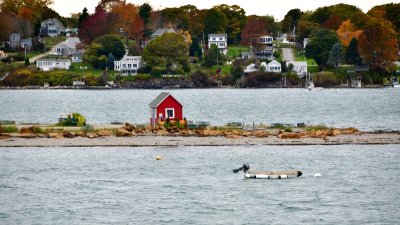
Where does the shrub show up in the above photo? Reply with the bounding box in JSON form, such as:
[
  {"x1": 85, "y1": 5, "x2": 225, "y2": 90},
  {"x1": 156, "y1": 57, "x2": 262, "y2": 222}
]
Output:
[
  {"x1": 133, "y1": 74, "x2": 151, "y2": 81},
  {"x1": 0, "y1": 125, "x2": 19, "y2": 133},
  {"x1": 314, "y1": 71, "x2": 340, "y2": 87},
  {"x1": 81, "y1": 125, "x2": 94, "y2": 133},
  {"x1": 305, "y1": 124, "x2": 328, "y2": 131}
]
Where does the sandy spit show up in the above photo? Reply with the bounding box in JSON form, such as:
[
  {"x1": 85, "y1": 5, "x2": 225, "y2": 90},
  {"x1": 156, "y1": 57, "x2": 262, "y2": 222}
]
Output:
[{"x1": 0, "y1": 132, "x2": 399, "y2": 147}]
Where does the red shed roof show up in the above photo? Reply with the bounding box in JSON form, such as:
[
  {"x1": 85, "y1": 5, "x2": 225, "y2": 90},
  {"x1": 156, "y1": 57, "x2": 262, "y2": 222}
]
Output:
[{"x1": 149, "y1": 92, "x2": 183, "y2": 108}]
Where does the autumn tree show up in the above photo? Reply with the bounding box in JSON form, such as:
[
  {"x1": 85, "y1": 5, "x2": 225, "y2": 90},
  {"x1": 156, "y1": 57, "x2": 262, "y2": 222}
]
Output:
[
  {"x1": 241, "y1": 17, "x2": 268, "y2": 53},
  {"x1": 111, "y1": 2, "x2": 143, "y2": 41},
  {"x1": 161, "y1": 7, "x2": 188, "y2": 30},
  {"x1": 336, "y1": 19, "x2": 362, "y2": 46},
  {"x1": 78, "y1": 5, "x2": 109, "y2": 44},
  {"x1": 143, "y1": 33, "x2": 190, "y2": 74},
  {"x1": 358, "y1": 25, "x2": 398, "y2": 71}
]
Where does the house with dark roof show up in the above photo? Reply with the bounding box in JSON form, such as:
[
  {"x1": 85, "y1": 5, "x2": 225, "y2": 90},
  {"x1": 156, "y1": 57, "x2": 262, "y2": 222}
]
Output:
[{"x1": 149, "y1": 92, "x2": 183, "y2": 128}]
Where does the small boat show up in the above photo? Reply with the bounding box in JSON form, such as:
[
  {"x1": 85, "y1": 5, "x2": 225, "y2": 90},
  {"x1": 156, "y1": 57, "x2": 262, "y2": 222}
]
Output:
[{"x1": 233, "y1": 163, "x2": 302, "y2": 179}]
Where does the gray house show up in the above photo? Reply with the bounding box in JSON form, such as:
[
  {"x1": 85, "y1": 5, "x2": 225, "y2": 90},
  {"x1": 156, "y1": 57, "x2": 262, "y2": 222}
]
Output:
[
  {"x1": 39, "y1": 18, "x2": 65, "y2": 37},
  {"x1": 8, "y1": 33, "x2": 21, "y2": 48}
]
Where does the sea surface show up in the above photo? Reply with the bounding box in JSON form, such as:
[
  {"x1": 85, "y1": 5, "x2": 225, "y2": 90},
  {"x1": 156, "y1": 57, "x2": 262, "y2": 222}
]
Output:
[
  {"x1": 0, "y1": 145, "x2": 399, "y2": 224},
  {"x1": 1, "y1": 88, "x2": 400, "y2": 131}
]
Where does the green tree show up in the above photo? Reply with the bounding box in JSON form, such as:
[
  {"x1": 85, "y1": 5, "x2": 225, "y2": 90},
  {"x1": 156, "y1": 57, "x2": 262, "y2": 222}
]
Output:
[
  {"x1": 106, "y1": 53, "x2": 115, "y2": 70},
  {"x1": 231, "y1": 59, "x2": 243, "y2": 80},
  {"x1": 139, "y1": 3, "x2": 152, "y2": 24},
  {"x1": 93, "y1": 34, "x2": 125, "y2": 60},
  {"x1": 281, "y1": 8, "x2": 303, "y2": 33},
  {"x1": 327, "y1": 42, "x2": 344, "y2": 68},
  {"x1": 204, "y1": 8, "x2": 227, "y2": 35},
  {"x1": 305, "y1": 28, "x2": 339, "y2": 67},
  {"x1": 78, "y1": 7, "x2": 89, "y2": 28},
  {"x1": 346, "y1": 37, "x2": 361, "y2": 65},
  {"x1": 214, "y1": 4, "x2": 246, "y2": 44},
  {"x1": 203, "y1": 44, "x2": 218, "y2": 67},
  {"x1": 189, "y1": 35, "x2": 202, "y2": 57},
  {"x1": 143, "y1": 33, "x2": 189, "y2": 74}
]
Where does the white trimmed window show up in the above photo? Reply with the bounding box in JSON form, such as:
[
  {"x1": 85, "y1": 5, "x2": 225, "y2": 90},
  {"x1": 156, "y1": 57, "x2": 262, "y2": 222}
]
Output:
[{"x1": 165, "y1": 108, "x2": 175, "y2": 118}]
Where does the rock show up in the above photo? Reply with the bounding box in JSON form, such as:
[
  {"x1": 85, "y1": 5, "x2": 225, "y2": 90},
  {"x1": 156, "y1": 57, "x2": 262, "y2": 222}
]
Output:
[
  {"x1": 116, "y1": 128, "x2": 131, "y2": 137},
  {"x1": 86, "y1": 132, "x2": 99, "y2": 138},
  {"x1": 201, "y1": 130, "x2": 222, "y2": 136},
  {"x1": 75, "y1": 132, "x2": 86, "y2": 137},
  {"x1": 63, "y1": 132, "x2": 75, "y2": 138},
  {"x1": 341, "y1": 128, "x2": 358, "y2": 134},
  {"x1": 279, "y1": 132, "x2": 301, "y2": 139},
  {"x1": 156, "y1": 130, "x2": 170, "y2": 136},
  {"x1": 0, "y1": 134, "x2": 10, "y2": 140},
  {"x1": 254, "y1": 130, "x2": 269, "y2": 138},
  {"x1": 331, "y1": 129, "x2": 342, "y2": 136},
  {"x1": 123, "y1": 123, "x2": 135, "y2": 132},
  {"x1": 19, "y1": 133, "x2": 37, "y2": 139},
  {"x1": 97, "y1": 130, "x2": 113, "y2": 137},
  {"x1": 226, "y1": 134, "x2": 242, "y2": 139},
  {"x1": 47, "y1": 133, "x2": 64, "y2": 139},
  {"x1": 20, "y1": 127, "x2": 32, "y2": 134}
]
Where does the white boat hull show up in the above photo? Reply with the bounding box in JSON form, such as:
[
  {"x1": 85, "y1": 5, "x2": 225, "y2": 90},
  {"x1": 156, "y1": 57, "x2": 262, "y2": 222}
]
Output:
[{"x1": 244, "y1": 171, "x2": 302, "y2": 179}]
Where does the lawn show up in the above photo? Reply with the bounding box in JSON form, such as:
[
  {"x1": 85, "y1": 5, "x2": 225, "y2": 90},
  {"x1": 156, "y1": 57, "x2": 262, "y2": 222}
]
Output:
[
  {"x1": 211, "y1": 64, "x2": 232, "y2": 75},
  {"x1": 69, "y1": 62, "x2": 103, "y2": 77},
  {"x1": 42, "y1": 36, "x2": 67, "y2": 50},
  {"x1": 294, "y1": 49, "x2": 318, "y2": 66},
  {"x1": 228, "y1": 45, "x2": 249, "y2": 58}
]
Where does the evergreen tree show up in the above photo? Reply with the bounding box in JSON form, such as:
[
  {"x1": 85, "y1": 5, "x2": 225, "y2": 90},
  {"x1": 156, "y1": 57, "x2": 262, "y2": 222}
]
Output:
[
  {"x1": 327, "y1": 42, "x2": 344, "y2": 68},
  {"x1": 189, "y1": 35, "x2": 202, "y2": 57},
  {"x1": 106, "y1": 53, "x2": 115, "y2": 70},
  {"x1": 346, "y1": 37, "x2": 361, "y2": 65},
  {"x1": 78, "y1": 7, "x2": 89, "y2": 28}
]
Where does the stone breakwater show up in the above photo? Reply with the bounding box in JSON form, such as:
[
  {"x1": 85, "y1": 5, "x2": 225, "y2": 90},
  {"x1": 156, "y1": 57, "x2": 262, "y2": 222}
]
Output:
[{"x1": 1, "y1": 123, "x2": 400, "y2": 147}]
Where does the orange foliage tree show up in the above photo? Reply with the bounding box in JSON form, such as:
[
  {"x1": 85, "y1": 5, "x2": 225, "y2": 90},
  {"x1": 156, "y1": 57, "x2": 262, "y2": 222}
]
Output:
[
  {"x1": 336, "y1": 19, "x2": 362, "y2": 46},
  {"x1": 358, "y1": 25, "x2": 398, "y2": 71},
  {"x1": 111, "y1": 2, "x2": 143, "y2": 40}
]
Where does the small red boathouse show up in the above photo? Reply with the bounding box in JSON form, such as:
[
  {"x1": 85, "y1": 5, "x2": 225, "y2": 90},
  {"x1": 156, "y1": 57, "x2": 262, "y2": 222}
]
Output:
[{"x1": 149, "y1": 92, "x2": 183, "y2": 127}]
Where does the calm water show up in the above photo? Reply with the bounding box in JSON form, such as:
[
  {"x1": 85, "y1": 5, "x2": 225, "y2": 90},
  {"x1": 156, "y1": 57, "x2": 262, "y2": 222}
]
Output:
[
  {"x1": 0, "y1": 145, "x2": 399, "y2": 224},
  {"x1": 1, "y1": 88, "x2": 399, "y2": 130}
]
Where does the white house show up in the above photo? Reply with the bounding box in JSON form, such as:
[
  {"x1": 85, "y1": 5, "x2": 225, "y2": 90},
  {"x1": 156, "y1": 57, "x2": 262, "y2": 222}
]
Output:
[
  {"x1": 259, "y1": 35, "x2": 273, "y2": 45},
  {"x1": 286, "y1": 61, "x2": 307, "y2": 75},
  {"x1": 39, "y1": 18, "x2": 65, "y2": 37},
  {"x1": 256, "y1": 46, "x2": 274, "y2": 60},
  {"x1": 241, "y1": 51, "x2": 255, "y2": 60},
  {"x1": 36, "y1": 58, "x2": 71, "y2": 71},
  {"x1": 261, "y1": 60, "x2": 282, "y2": 73},
  {"x1": 208, "y1": 33, "x2": 227, "y2": 54},
  {"x1": 244, "y1": 63, "x2": 259, "y2": 74},
  {"x1": 53, "y1": 37, "x2": 81, "y2": 56},
  {"x1": 114, "y1": 55, "x2": 142, "y2": 76}
]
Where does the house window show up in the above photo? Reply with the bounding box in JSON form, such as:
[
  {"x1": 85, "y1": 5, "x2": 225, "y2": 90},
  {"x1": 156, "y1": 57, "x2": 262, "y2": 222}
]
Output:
[
  {"x1": 212, "y1": 38, "x2": 216, "y2": 41},
  {"x1": 165, "y1": 108, "x2": 175, "y2": 119}
]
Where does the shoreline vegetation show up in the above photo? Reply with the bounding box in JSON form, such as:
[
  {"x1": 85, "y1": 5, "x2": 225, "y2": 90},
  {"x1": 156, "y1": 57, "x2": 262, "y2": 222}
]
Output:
[{"x1": 1, "y1": 123, "x2": 399, "y2": 147}]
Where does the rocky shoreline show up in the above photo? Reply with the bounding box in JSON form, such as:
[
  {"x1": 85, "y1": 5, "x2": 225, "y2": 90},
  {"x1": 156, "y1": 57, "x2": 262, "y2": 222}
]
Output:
[{"x1": 1, "y1": 123, "x2": 399, "y2": 147}]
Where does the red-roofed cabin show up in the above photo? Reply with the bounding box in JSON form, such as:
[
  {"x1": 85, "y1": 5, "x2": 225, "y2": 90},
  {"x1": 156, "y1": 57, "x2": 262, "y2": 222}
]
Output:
[{"x1": 149, "y1": 92, "x2": 183, "y2": 128}]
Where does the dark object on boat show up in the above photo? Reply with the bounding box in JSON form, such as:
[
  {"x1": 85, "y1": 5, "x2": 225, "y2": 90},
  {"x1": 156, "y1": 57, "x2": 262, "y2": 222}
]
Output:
[{"x1": 233, "y1": 163, "x2": 302, "y2": 179}]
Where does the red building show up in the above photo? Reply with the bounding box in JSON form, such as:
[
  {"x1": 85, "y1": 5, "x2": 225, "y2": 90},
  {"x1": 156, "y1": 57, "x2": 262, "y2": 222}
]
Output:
[{"x1": 149, "y1": 92, "x2": 183, "y2": 127}]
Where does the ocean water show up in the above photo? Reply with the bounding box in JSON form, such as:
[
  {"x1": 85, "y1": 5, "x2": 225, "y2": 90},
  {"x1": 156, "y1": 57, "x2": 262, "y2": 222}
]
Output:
[
  {"x1": 0, "y1": 145, "x2": 399, "y2": 224},
  {"x1": 0, "y1": 88, "x2": 399, "y2": 131}
]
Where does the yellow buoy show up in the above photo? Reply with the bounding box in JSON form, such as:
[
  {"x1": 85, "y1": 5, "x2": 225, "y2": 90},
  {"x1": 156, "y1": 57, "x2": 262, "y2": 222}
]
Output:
[{"x1": 156, "y1": 156, "x2": 163, "y2": 160}]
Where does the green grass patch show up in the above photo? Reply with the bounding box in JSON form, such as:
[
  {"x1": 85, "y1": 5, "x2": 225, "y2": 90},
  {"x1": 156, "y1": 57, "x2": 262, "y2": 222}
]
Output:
[
  {"x1": 69, "y1": 62, "x2": 103, "y2": 77},
  {"x1": 211, "y1": 64, "x2": 232, "y2": 75},
  {"x1": 228, "y1": 45, "x2": 249, "y2": 58},
  {"x1": 305, "y1": 124, "x2": 328, "y2": 131},
  {"x1": 0, "y1": 125, "x2": 19, "y2": 133},
  {"x1": 43, "y1": 36, "x2": 67, "y2": 49}
]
